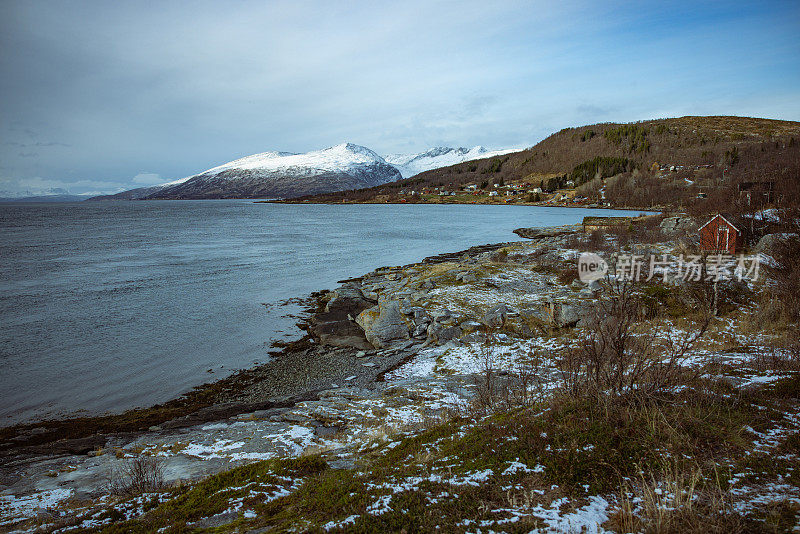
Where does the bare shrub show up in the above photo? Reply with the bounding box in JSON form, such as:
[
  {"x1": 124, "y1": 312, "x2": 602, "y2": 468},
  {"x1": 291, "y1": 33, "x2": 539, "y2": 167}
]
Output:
[
  {"x1": 744, "y1": 210, "x2": 800, "y2": 352},
  {"x1": 472, "y1": 335, "x2": 500, "y2": 414},
  {"x1": 107, "y1": 456, "x2": 166, "y2": 496},
  {"x1": 472, "y1": 335, "x2": 548, "y2": 414},
  {"x1": 560, "y1": 232, "x2": 580, "y2": 250},
  {"x1": 555, "y1": 263, "x2": 580, "y2": 285},
  {"x1": 634, "y1": 214, "x2": 668, "y2": 244},
  {"x1": 560, "y1": 230, "x2": 613, "y2": 254},
  {"x1": 557, "y1": 279, "x2": 710, "y2": 399},
  {"x1": 506, "y1": 351, "x2": 549, "y2": 407}
]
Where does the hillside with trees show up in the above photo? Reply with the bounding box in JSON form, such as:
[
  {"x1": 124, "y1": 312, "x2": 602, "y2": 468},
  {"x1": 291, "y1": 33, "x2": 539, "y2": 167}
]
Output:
[{"x1": 288, "y1": 116, "x2": 800, "y2": 214}]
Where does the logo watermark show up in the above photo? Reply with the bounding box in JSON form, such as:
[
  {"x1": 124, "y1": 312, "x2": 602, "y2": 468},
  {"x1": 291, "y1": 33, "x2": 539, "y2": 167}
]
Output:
[{"x1": 578, "y1": 252, "x2": 609, "y2": 282}]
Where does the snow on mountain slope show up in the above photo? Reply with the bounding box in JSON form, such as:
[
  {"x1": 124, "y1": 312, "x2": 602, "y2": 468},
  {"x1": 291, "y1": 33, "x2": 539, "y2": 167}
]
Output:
[
  {"x1": 92, "y1": 143, "x2": 402, "y2": 200},
  {"x1": 191, "y1": 144, "x2": 390, "y2": 179},
  {"x1": 384, "y1": 146, "x2": 519, "y2": 179},
  {"x1": 89, "y1": 143, "x2": 524, "y2": 201}
]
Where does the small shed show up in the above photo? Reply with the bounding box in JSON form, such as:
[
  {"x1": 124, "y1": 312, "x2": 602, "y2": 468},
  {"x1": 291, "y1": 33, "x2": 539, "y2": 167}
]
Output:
[
  {"x1": 582, "y1": 216, "x2": 634, "y2": 233},
  {"x1": 698, "y1": 214, "x2": 747, "y2": 254}
]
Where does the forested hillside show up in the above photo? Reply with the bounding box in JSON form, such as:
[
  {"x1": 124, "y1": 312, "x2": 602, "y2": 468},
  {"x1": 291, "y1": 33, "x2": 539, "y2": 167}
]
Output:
[{"x1": 292, "y1": 116, "x2": 800, "y2": 213}]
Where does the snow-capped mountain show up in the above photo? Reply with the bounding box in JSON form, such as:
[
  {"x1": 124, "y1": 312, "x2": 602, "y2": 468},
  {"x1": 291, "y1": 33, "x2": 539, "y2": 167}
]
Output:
[
  {"x1": 384, "y1": 146, "x2": 519, "y2": 179},
  {"x1": 90, "y1": 143, "x2": 523, "y2": 201},
  {"x1": 92, "y1": 143, "x2": 402, "y2": 200}
]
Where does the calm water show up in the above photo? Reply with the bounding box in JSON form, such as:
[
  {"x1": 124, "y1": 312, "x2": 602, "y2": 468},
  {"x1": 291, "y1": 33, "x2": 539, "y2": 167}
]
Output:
[{"x1": 0, "y1": 201, "x2": 645, "y2": 425}]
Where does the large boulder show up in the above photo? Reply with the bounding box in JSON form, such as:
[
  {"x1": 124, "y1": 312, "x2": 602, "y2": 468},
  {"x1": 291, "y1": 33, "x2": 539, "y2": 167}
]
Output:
[
  {"x1": 309, "y1": 320, "x2": 373, "y2": 350},
  {"x1": 325, "y1": 285, "x2": 376, "y2": 318},
  {"x1": 427, "y1": 322, "x2": 461, "y2": 344},
  {"x1": 519, "y1": 306, "x2": 552, "y2": 325},
  {"x1": 518, "y1": 301, "x2": 590, "y2": 328},
  {"x1": 555, "y1": 303, "x2": 581, "y2": 327},
  {"x1": 356, "y1": 300, "x2": 413, "y2": 349},
  {"x1": 412, "y1": 323, "x2": 429, "y2": 338},
  {"x1": 660, "y1": 216, "x2": 696, "y2": 234},
  {"x1": 455, "y1": 271, "x2": 477, "y2": 283},
  {"x1": 481, "y1": 304, "x2": 513, "y2": 328}
]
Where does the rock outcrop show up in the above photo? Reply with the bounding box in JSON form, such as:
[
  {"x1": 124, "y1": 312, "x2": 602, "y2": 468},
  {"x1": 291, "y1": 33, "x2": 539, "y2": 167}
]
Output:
[
  {"x1": 513, "y1": 225, "x2": 580, "y2": 240},
  {"x1": 659, "y1": 216, "x2": 696, "y2": 234},
  {"x1": 309, "y1": 284, "x2": 376, "y2": 350},
  {"x1": 356, "y1": 300, "x2": 413, "y2": 349},
  {"x1": 325, "y1": 285, "x2": 376, "y2": 317},
  {"x1": 310, "y1": 234, "x2": 614, "y2": 352}
]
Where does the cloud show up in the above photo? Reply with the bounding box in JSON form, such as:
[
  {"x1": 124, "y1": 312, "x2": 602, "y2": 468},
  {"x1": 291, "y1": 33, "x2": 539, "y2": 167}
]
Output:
[
  {"x1": 0, "y1": 0, "x2": 797, "y2": 195},
  {"x1": 34, "y1": 141, "x2": 71, "y2": 147},
  {"x1": 132, "y1": 172, "x2": 162, "y2": 184}
]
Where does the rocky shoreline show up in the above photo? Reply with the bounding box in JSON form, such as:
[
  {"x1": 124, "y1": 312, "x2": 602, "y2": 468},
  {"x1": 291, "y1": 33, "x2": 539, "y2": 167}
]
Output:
[
  {"x1": 0, "y1": 236, "x2": 533, "y2": 457},
  {"x1": 0, "y1": 224, "x2": 606, "y2": 511},
  {"x1": 0, "y1": 236, "x2": 541, "y2": 478}
]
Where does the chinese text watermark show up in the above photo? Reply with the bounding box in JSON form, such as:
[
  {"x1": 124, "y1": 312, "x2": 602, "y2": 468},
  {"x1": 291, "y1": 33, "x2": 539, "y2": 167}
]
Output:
[{"x1": 579, "y1": 253, "x2": 760, "y2": 283}]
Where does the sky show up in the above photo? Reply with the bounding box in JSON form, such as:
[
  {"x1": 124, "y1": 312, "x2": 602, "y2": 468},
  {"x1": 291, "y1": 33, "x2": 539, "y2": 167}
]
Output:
[{"x1": 1, "y1": 0, "x2": 798, "y2": 196}]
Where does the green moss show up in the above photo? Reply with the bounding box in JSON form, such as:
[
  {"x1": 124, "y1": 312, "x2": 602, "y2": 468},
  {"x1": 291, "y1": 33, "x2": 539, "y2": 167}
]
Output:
[
  {"x1": 379, "y1": 419, "x2": 465, "y2": 467},
  {"x1": 81, "y1": 457, "x2": 329, "y2": 533}
]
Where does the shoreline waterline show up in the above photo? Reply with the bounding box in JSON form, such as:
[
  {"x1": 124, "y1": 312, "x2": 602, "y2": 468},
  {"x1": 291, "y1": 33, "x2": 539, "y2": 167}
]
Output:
[{"x1": 0, "y1": 202, "x2": 653, "y2": 428}]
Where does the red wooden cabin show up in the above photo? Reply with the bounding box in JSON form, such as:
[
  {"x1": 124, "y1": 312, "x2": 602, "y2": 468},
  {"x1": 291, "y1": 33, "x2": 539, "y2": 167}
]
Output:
[{"x1": 699, "y1": 214, "x2": 746, "y2": 254}]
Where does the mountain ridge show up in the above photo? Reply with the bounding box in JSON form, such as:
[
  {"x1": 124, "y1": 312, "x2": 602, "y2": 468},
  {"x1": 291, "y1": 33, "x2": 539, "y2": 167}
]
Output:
[
  {"x1": 91, "y1": 143, "x2": 520, "y2": 200},
  {"x1": 91, "y1": 143, "x2": 402, "y2": 200}
]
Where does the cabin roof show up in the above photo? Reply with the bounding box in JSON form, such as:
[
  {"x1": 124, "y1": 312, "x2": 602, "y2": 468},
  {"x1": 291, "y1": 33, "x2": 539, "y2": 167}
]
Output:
[{"x1": 698, "y1": 213, "x2": 748, "y2": 233}]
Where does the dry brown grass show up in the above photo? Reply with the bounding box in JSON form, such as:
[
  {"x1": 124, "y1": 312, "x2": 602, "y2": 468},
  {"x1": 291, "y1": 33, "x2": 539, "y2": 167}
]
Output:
[{"x1": 607, "y1": 463, "x2": 745, "y2": 534}]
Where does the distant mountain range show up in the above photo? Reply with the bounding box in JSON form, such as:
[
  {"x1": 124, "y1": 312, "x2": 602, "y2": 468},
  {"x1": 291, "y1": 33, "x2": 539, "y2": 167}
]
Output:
[
  {"x1": 0, "y1": 194, "x2": 88, "y2": 202},
  {"x1": 90, "y1": 143, "x2": 517, "y2": 201},
  {"x1": 0, "y1": 187, "x2": 88, "y2": 202}
]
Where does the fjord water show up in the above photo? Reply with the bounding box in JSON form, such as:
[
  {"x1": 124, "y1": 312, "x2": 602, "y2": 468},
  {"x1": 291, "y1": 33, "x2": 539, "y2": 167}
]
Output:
[{"x1": 0, "y1": 201, "x2": 644, "y2": 425}]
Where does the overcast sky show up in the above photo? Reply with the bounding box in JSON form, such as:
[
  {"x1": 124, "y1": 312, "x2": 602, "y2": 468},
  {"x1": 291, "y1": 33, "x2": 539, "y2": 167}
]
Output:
[{"x1": 1, "y1": 0, "x2": 798, "y2": 195}]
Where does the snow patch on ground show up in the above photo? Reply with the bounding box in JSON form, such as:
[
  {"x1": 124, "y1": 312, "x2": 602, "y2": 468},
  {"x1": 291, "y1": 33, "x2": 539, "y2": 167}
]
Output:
[{"x1": 0, "y1": 488, "x2": 74, "y2": 525}]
